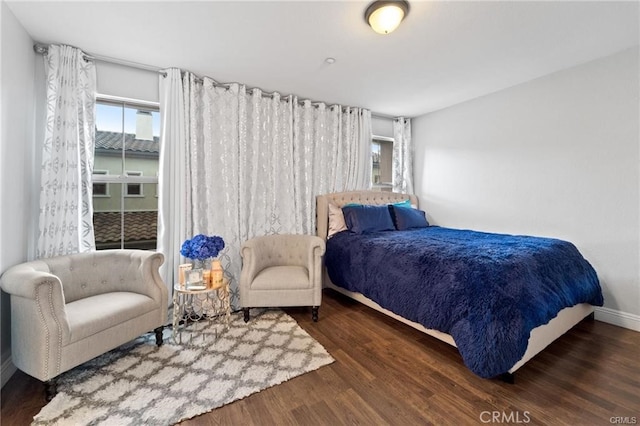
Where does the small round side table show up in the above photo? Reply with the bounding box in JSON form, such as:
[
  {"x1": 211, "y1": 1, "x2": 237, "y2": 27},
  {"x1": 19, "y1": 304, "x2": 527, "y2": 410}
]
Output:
[{"x1": 172, "y1": 279, "x2": 231, "y2": 345}]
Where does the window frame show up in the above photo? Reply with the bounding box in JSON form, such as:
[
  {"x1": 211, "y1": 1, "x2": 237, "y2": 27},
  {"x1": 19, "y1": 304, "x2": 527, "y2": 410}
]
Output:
[
  {"x1": 124, "y1": 171, "x2": 144, "y2": 197},
  {"x1": 371, "y1": 135, "x2": 394, "y2": 191},
  {"x1": 92, "y1": 169, "x2": 110, "y2": 197},
  {"x1": 92, "y1": 95, "x2": 160, "y2": 250}
]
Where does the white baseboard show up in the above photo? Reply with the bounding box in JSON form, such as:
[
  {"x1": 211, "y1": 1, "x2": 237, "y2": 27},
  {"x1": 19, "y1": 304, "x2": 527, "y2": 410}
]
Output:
[
  {"x1": 1, "y1": 355, "x2": 16, "y2": 388},
  {"x1": 595, "y1": 307, "x2": 640, "y2": 332}
]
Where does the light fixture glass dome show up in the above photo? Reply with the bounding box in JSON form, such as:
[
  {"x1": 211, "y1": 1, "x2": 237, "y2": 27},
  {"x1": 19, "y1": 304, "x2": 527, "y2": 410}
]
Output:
[{"x1": 365, "y1": 1, "x2": 410, "y2": 35}]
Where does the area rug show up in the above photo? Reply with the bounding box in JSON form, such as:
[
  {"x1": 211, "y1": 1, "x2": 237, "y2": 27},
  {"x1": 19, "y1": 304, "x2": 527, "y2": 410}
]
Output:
[{"x1": 33, "y1": 309, "x2": 334, "y2": 425}]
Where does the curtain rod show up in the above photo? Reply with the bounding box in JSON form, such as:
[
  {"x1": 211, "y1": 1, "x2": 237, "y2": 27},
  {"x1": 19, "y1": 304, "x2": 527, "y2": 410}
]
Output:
[
  {"x1": 34, "y1": 42, "x2": 401, "y2": 119},
  {"x1": 33, "y1": 43, "x2": 166, "y2": 76}
]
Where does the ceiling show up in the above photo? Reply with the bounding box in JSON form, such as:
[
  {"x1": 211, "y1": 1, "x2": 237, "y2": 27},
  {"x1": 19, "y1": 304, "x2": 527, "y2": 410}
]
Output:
[{"x1": 7, "y1": 1, "x2": 639, "y2": 118}]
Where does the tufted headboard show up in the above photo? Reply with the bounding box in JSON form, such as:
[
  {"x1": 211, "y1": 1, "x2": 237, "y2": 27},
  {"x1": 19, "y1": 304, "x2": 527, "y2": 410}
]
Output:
[{"x1": 316, "y1": 191, "x2": 419, "y2": 240}]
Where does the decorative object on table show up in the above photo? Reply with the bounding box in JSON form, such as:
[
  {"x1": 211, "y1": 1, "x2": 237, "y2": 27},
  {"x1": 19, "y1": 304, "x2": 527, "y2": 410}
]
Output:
[
  {"x1": 32, "y1": 309, "x2": 334, "y2": 426},
  {"x1": 210, "y1": 258, "x2": 224, "y2": 288},
  {"x1": 180, "y1": 234, "x2": 225, "y2": 289},
  {"x1": 178, "y1": 263, "x2": 192, "y2": 286},
  {"x1": 185, "y1": 268, "x2": 205, "y2": 290},
  {"x1": 173, "y1": 279, "x2": 231, "y2": 345}
]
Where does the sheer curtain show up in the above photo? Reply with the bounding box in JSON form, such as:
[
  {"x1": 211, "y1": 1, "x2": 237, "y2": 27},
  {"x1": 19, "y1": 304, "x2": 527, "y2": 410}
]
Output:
[
  {"x1": 157, "y1": 68, "x2": 189, "y2": 301},
  {"x1": 159, "y1": 70, "x2": 371, "y2": 308},
  {"x1": 37, "y1": 45, "x2": 97, "y2": 258},
  {"x1": 392, "y1": 117, "x2": 414, "y2": 194}
]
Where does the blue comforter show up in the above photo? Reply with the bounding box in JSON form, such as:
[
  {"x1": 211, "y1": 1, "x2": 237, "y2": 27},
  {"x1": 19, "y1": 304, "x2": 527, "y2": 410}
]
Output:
[{"x1": 325, "y1": 226, "x2": 603, "y2": 378}]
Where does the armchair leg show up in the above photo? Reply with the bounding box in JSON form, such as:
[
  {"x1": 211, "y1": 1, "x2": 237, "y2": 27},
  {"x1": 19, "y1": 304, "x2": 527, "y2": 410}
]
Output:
[
  {"x1": 44, "y1": 379, "x2": 57, "y2": 401},
  {"x1": 154, "y1": 326, "x2": 164, "y2": 346},
  {"x1": 243, "y1": 308, "x2": 250, "y2": 323},
  {"x1": 312, "y1": 306, "x2": 319, "y2": 322}
]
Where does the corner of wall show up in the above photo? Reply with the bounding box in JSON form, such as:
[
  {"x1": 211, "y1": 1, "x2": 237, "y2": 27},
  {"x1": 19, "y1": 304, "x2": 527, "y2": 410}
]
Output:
[{"x1": 1, "y1": 355, "x2": 16, "y2": 388}]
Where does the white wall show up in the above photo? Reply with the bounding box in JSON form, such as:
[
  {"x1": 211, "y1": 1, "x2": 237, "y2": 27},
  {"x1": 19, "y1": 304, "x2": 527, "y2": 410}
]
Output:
[
  {"x1": 0, "y1": 0, "x2": 36, "y2": 386},
  {"x1": 372, "y1": 115, "x2": 393, "y2": 138},
  {"x1": 413, "y1": 47, "x2": 640, "y2": 328},
  {"x1": 96, "y1": 61, "x2": 159, "y2": 103}
]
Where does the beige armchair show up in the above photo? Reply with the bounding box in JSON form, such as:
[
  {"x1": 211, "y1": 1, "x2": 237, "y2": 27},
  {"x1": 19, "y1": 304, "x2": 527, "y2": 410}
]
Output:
[
  {"x1": 240, "y1": 235, "x2": 326, "y2": 322},
  {"x1": 0, "y1": 250, "x2": 168, "y2": 400}
]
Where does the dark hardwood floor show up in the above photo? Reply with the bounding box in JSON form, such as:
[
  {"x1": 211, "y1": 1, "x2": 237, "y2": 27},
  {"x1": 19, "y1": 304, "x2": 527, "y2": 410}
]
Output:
[{"x1": 2, "y1": 289, "x2": 639, "y2": 425}]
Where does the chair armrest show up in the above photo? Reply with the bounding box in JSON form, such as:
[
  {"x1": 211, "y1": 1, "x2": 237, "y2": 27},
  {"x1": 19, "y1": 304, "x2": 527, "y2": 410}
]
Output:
[
  {"x1": 0, "y1": 261, "x2": 71, "y2": 346},
  {"x1": 1, "y1": 261, "x2": 64, "y2": 301},
  {"x1": 240, "y1": 238, "x2": 272, "y2": 286},
  {"x1": 305, "y1": 236, "x2": 326, "y2": 290},
  {"x1": 127, "y1": 250, "x2": 168, "y2": 315}
]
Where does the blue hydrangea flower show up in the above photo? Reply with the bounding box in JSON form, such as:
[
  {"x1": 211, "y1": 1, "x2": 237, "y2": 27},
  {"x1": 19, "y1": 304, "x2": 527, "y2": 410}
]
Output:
[{"x1": 180, "y1": 234, "x2": 225, "y2": 260}]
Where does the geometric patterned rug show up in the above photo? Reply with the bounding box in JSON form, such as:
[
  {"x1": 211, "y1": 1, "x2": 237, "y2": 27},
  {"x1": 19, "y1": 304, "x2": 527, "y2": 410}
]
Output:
[{"x1": 32, "y1": 309, "x2": 334, "y2": 426}]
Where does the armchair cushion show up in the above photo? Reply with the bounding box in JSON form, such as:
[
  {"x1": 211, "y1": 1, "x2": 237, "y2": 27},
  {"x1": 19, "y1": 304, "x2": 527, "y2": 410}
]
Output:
[{"x1": 251, "y1": 266, "x2": 310, "y2": 290}]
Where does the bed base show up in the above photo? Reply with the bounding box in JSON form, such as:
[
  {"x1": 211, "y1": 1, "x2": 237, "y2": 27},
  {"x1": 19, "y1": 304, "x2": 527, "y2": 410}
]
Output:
[
  {"x1": 317, "y1": 191, "x2": 596, "y2": 379},
  {"x1": 325, "y1": 280, "x2": 594, "y2": 378}
]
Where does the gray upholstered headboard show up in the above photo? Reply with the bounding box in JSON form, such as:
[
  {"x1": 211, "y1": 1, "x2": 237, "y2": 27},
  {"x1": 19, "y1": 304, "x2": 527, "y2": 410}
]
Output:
[{"x1": 316, "y1": 191, "x2": 419, "y2": 240}]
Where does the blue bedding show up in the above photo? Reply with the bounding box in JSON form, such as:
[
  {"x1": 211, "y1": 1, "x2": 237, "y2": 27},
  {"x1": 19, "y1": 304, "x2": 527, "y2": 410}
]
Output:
[{"x1": 325, "y1": 226, "x2": 603, "y2": 378}]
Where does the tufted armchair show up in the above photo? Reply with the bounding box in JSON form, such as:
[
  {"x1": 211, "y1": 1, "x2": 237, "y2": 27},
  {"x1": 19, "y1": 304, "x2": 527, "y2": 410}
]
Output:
[
  {"x1": 0, "y1": 250, "x2": 168, "y2": 399},
  {"x1": 240, "y1": 235, "x2": 326, "y2": 322}
]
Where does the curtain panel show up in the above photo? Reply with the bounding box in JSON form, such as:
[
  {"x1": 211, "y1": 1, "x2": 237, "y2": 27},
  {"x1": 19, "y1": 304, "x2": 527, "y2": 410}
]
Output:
[
  {"x1": 159, "y1": 70, "x2": 371, "y2": 307},
  {"x1": 392, "y1": 117, "x2": 414, "y2": 195},
  {"x1": 37, "y1": 45, "x2": 97, "y2": 258}
]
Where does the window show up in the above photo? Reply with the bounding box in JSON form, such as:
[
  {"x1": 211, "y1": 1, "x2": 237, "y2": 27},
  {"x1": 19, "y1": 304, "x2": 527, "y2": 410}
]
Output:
[
  {"x1": 125, "y1": 171, "x2": 143, "y2": 197},
  {"x1": 92, "y1": 97, "x2": 160, "y2": 250},
  {"x1": 92, "y1": 170, "x2": 109, "y2": 197},
  {"x1": 372, "y1": 136, "x2": 393, "y2": 192}
]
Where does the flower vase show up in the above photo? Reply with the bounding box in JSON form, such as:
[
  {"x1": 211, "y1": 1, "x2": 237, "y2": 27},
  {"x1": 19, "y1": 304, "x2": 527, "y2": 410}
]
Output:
[{"x1": 185, "y1": 259, "x2": 206, "y2": 289}]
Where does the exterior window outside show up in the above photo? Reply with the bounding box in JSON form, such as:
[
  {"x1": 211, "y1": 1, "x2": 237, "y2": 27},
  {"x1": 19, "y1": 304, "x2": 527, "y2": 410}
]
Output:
[
  {"x1": 92, "y1": 99, "x2": 160, "y2": 250},
  {"x1": 372, "y1": 136, "x2": 393, "y2": 192},
  {"x1": 92, "y1": 170, "x2": 109, "y2": 197},
  {"x1": 125, "y1": 171, "x2": 144, "y2": 197}
]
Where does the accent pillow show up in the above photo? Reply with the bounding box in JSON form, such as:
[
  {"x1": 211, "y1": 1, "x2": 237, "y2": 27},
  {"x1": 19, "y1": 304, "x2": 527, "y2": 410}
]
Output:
[
  {"x1": 342, "y1": 205, "x2": 395, "y2": 234},
  {"x1": 392, "y1": 199, "x2": 412, "y2": 209},
  {"x1": 391, "y1": 199, "x2": 418, "y2": 209},
  {"x1": 390, "y1": 205, "x2": 429, "y2": 230},
  {"x1": 328, "y1": 202, "x2": 348, "y2": 238}
]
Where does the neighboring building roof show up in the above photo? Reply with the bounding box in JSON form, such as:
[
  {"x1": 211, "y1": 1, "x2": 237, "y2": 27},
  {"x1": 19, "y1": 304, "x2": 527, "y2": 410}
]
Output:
[
  {"x1": 95, "y1": 130, "x2": 160, "y2": 154},
  {"x1": 93, "y1": 211, "x2": 157, "y2": 243}
]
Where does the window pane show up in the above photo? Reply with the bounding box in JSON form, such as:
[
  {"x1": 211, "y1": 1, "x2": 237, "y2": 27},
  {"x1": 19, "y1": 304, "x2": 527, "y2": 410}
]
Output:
[
  {"x1": 123, "y1": 106, "x2": 160, "y2": 175},
  {"x1": 93, "y1": 183, "x2": 107, "y2": 196},
  {"x1": 93, "y1": 100, "x2": 159, "y2": 251},
  {"x1": 372, "y1": 138, "x2": 393, "y2": 191},
  {"x1": 126, "y1": 183, "x2": 142, "y2": 196},
  {"x1": 93, "y1": 209, "x2": 122, "y2": 250},
  {"x1": 123, "y1": 184, "x2": 158, "y2": 250},
  {"x1": 95, "y1": 103, "x2": 125, "y2": 176}
]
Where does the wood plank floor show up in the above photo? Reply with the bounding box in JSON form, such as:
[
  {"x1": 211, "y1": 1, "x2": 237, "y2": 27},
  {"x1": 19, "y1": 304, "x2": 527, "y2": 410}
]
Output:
[{"x1": 2, "y1": 289, "x2": 639, "y2": 425}]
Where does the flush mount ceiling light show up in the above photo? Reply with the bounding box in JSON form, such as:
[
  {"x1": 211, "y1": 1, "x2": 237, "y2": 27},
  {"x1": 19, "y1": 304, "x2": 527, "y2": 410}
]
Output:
[{"x1": 365, "y1": 0, "x2": 410, "y2": 35}]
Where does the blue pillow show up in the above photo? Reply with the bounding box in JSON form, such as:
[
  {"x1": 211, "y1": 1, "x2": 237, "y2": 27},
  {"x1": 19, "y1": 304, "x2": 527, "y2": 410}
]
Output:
[
  {"x1": 390, "y1": 205, "x2": 429, "y2": 230},
  {"x1": 342, "y1": 205, "x2": 395, "y2": 234}
]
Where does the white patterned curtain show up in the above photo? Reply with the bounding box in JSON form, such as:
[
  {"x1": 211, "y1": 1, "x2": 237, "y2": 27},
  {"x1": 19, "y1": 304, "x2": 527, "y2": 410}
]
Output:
[
  {"x1": 159, "y1": 70, "x2": 371, "y2": 308},
  {"x1": 37, "y1": 45, "x2": 96, "y2": 258},
  {"x1": 157, "y1": 68, "x2": 189, "y2": 301},
  {"x1": 392, "y1": 117, "x2": 414, "y2": 194}
]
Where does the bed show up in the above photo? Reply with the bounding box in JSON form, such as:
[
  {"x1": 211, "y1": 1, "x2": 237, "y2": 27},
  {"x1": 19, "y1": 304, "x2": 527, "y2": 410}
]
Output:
[{"x1": 316, "y1": 191, "x2": 603, "y2": 381}]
